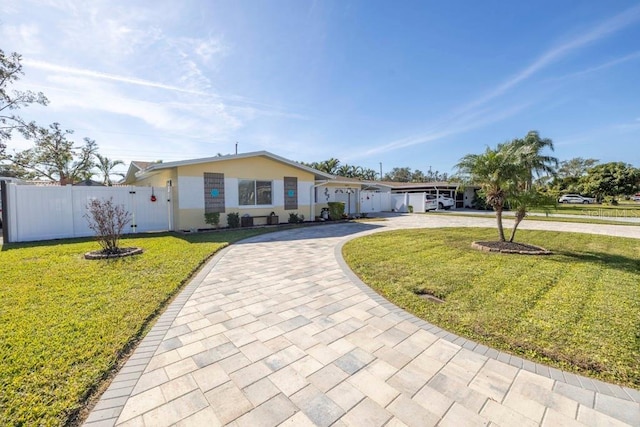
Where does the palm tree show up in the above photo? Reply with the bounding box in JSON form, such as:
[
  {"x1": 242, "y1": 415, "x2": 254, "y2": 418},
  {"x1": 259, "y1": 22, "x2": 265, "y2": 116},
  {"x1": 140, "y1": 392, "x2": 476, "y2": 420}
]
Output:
[
  {"x1": 503, "y1": 131, "x2": 558, "y2": 241},
  {"x1": 319, "y1": 158, "x2": 341, "y2": 175},
  {"x1": 458, "y1": 132, "x2": 559, "y2": 243},
  {"x1": 511, "y1": 131, "x2": 558, "y2": 190},
  {"x1": 456, "y1": 144, "x2": 519, "y2": 241},
  {"x1": 95, "y1": 154, "x2": 125, "y2": 186}
]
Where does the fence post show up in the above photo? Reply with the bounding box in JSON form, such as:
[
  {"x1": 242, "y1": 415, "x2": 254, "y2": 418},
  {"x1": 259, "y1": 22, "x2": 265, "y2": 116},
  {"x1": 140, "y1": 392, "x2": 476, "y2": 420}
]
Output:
[
  {"x1": 1, "y1": 180, "x2": 8, "y2": 243},
  {"x1": 129, "y1": 187, "x2": 137, "y2": 235}
]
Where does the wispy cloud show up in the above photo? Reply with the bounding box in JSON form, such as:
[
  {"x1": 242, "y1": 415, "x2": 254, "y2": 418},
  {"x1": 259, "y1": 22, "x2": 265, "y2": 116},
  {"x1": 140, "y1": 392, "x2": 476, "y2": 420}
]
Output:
[
  {"x1": 459, "y1": 3, "x2": 640, "y2": 114},
  {"x1": 552, "y1": 51, "x2": 640, "y2": 81},
  {"x1": 23, "y1": 59, "x2": 213, "y2": 96},
  {"x1": 614, "y1": 119, "x2": 640, "y2": 131},
  {"x1": 358, "y1": 102, "x2": 531, "y2": 159},
  {"x1": 361, "y1": 3, "x2": 640, "y2": 158},
  {"x1": 43, "y1": 74, "x2": 241, "y2": 135},
  {"x1": 23, "y1": 59, "x2": 308, "y2": 120}
]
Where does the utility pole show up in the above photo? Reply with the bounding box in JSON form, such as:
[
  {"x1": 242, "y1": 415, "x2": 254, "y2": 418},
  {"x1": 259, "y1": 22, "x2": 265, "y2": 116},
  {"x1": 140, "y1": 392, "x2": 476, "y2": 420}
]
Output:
[
  {"x1": 379, "y1": 162, "x2": 383, "y2": 180},
  {"x1": 235, "y1": 142, "x2": 238, "y2": 155}
]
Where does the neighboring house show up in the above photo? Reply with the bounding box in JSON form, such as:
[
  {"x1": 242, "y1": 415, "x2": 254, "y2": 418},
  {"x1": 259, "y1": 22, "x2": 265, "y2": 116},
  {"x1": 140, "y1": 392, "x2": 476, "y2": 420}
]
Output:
[{"x1": 124, "y1": 161, "x2": 154, "y2": 184}]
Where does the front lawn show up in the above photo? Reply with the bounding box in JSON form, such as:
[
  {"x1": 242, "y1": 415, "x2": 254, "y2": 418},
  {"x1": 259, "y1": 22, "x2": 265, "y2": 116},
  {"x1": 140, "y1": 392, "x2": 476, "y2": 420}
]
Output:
[
  {"x1": 0, "y1": 229, "x2": 269, "y2": 426},
  {"x1": 343, "y1": 228, "x2": 640, "y2": 389}
]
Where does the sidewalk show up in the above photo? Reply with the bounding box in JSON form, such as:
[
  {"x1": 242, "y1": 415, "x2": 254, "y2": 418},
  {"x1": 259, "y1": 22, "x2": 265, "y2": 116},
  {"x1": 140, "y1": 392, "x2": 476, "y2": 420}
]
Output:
[{"x1": 84, "y1": 215, "x2": 640, "y2": 426}]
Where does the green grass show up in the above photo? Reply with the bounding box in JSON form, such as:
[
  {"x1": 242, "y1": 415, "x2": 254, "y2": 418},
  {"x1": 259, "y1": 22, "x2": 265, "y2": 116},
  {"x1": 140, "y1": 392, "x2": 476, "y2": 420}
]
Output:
[
  {"x1": 532, "y1": 202, "x2": 640, "y2": 218},
  {"x1": 343, "y1": 228, "x2": 640, "y2": 389},
  {"x1": 0, "y1": 229, "x2": 269, "y2": 426},
  {"x1": 430, "y1": 211, "x2": 640, "y2": 226}
]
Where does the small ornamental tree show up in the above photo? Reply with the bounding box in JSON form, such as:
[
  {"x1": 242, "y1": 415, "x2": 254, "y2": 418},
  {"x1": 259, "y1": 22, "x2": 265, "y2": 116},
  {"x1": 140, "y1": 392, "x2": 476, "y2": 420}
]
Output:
[{"x1": 84, "y1": 198, "x2": 132, "y2": 254}]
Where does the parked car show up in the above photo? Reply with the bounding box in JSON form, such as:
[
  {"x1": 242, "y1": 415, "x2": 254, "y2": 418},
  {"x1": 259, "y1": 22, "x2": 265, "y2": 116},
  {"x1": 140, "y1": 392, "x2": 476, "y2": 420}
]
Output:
[
  {"x1": 633, "y1": 193, "x2": 640, "y2": 202},
  {"x1": 425, "y1": 194, "x2": 454, "y2": 211},
  {"x1": 558, "y1": 194, "x2": 596, "y2": 204}
]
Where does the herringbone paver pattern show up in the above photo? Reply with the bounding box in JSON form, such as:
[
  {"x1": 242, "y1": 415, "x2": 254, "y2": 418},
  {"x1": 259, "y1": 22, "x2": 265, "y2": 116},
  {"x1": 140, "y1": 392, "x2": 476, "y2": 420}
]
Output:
[{"x1": 85, "y1": 215, "x2": 640, "y2": 426}]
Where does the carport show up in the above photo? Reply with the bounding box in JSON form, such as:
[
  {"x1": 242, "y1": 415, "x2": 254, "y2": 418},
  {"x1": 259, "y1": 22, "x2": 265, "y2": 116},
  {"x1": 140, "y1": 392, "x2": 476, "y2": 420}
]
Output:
[{"x1": 387, "y1": 181, "x2": 462, "y2": 208}]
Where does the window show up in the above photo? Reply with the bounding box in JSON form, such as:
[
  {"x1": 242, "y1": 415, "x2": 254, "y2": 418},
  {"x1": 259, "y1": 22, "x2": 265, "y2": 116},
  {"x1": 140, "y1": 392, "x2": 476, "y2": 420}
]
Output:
[{"x1": 239, "y1": 180, "x2": 272, "y2": 205}]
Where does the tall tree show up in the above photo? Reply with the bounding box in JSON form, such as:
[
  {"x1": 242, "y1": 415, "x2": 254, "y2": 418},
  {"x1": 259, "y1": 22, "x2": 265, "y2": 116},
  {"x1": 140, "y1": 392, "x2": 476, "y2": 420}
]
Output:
[
  {"x1": 8, "y1": 122, "x2": 98, "y2": 184},
  {"x1": 95, "y1": 154, "x2": 125, "y2": 186},
  {"x1": 303, "y1": 158, "x2": 341, "y2": 175},
  {"x1": 0, "y1": 49, "x2": 48, "y2": 158},
  {"x1": 557, "y1": 157, "x2": 599, "y2": 179},
  {"x1": 358, "y1": 168, "x2": 378, "y2": 180},
  {"x1": 411, "y1": 170, "x2": 425, "y2": 182},
  {"x1": 303, "y1": 158, "x2": 377, "y2": 180},
  {"x1": 384, "y1": 167, "x2": 412, "y2": 182},
  {"x1": 580, "y1": 162, "x2": 640, "y2": 201},
  {"x1": 336, "y1": 164, "x2": 354, "y2": 177},
  {"x1": 552, "y1": 157, "x2": 599, "y2": 194}
]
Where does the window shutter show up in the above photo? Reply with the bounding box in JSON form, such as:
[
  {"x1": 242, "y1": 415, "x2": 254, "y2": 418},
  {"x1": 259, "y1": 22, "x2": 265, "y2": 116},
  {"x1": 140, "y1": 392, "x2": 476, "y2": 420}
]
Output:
[
  {"x1": 284, "y1": 177, "x2": 298, "y2": 210},
  {"x1": 204, "y1": 172, "x2": 225, "y2": 213}
]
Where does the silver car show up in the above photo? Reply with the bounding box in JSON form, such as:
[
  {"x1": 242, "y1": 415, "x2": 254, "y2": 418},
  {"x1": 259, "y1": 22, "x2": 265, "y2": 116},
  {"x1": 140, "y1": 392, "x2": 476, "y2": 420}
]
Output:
[{"x1": 558, "y1": 194, "x2": 595, "y2": 204}]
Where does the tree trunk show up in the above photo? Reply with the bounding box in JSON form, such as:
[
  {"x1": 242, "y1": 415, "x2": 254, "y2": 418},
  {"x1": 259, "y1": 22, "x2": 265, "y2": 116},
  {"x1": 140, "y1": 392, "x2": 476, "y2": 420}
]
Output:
[
  {"x1": 509, "y1": 208, "x2": 526, "y2": 242},
  {"x1": 495, "y1": 207, "x2": 506, "y2": 242}
]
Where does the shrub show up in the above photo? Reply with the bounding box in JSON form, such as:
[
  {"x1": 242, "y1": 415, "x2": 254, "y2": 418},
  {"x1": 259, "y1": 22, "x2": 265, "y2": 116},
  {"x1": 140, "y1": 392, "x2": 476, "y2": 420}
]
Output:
[
  {"x1": 288, "y1": 212, "x2": 305, "y2": 224},
  {"x1": 472, "y1": 191, "x2": 490, "y2": 210},
  {"x1": 408, "y1": 205, "x2": 414, "y2": 213},
  {"x1": 84, "y1": 198, "x2": 132, "y2": 254},
  {"x1": 227, "y1": 212, "x2": 240, "y2": 228},
  {"x1": 204, "y1": 212, "x2": 220, "y2": 228},
  {"x1": 327, "y1": 202, "x2": 345, "y2": 220}
]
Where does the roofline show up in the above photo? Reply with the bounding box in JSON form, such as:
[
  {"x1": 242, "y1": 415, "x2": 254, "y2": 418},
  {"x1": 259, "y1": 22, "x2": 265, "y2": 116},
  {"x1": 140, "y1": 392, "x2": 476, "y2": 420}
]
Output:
[
  {"x1": 327, "y1": 177, "x2": 393, "y2": 188},
  {"x1": 135, "y1": 151, "x2": 335, "y2": 180}
]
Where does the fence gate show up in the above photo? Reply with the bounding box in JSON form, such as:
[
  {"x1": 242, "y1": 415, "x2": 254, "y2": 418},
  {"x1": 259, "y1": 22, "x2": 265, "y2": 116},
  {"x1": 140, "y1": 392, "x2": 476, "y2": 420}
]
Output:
[{"x1": 3, "y1": 184, "x2": 172, "y2": 243}]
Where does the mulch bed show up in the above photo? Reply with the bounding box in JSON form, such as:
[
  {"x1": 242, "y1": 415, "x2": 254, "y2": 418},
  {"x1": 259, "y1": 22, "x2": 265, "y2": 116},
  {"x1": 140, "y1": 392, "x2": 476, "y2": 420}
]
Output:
[
  {"x1": 84, "y1": 247, "x2": 143, "y2": 260},
  {"x1": 471, "y1": 241, "x2": 552, "y2": 255}
]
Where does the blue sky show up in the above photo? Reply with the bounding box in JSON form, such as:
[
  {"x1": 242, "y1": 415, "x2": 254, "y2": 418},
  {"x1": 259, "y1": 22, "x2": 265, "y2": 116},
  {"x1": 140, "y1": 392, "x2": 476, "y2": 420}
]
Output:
[{"x1": 2, "y1": 1, "x2": 640, "y2": 178}]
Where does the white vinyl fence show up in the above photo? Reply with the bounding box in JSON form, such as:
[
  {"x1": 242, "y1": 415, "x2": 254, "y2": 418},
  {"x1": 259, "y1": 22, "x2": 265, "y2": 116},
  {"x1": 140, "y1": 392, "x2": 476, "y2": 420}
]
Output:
[
  {"x1": 360, "y1": 191, "x2": 392, "y2": 213},
  {"x1": 3, "y1": 183, "x2": 172, "y2": 243}
]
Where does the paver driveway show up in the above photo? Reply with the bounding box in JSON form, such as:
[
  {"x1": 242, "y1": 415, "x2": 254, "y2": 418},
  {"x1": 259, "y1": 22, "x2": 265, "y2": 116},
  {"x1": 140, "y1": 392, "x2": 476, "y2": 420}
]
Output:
[{"x1": 85, "y1": 214, "x2": 640, "y2": 426}]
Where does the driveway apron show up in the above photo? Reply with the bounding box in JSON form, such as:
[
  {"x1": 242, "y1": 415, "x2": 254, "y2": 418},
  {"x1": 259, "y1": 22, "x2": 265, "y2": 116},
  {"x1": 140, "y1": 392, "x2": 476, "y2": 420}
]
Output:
[{"x1": 85, "y1": 215, "x2": 640, "y2": 426}]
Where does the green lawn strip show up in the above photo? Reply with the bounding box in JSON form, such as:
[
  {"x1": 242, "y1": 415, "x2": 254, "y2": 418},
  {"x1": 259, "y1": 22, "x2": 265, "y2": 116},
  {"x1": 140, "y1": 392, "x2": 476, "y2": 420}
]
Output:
[
  {"x1": 342, "y1": 228, "x2": 640, "y2": 388},
  {"x1": 0, "y1": 229, "x2": 269, "y2": 426},
  {"x1": 429, "y1": 211, "x2": 640, "y2": 226},
  {"x1": 530, "y1": 203, "x2": 640, "y2": 217}
]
